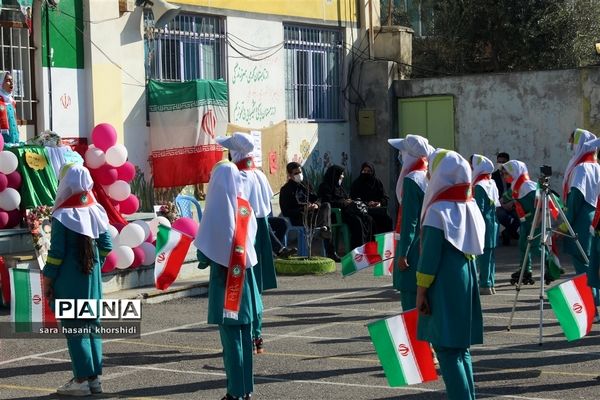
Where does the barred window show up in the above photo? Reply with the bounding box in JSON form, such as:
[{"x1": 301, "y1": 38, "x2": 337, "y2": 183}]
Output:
[
  {"x1": 284, "y1": 25, "x2": 343, "y2": 121},
  {"x1": 0, "y1": 21, "x2": 35, "y2": 123},
  {"x1": 144, "y1": 12, "x2": 227, "y2": 82}
]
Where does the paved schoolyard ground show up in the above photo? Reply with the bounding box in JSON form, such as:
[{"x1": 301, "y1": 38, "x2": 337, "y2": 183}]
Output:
[{"x1": 1, "y1": 244, "x2": 599, "y2": 399}]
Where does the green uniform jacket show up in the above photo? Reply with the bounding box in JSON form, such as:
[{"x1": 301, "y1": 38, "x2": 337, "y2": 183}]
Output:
[
  {"x1": 43, "y1": 219, "x2": 112, "y2": 303},
  {"x1": 254, "y1": 217, "x2": 277, "y2": 292},
  {"x1": 515, "y1": 190, "x2": 539, "y2": 263},
  {"x1": 197, "y1": 250, "x2": 263, "y2": 326},
  {"x1": 416, "y1": 226, "x2": 483, "y2": 348},
  {"x1": 474, "y1": 185, "x2": 498, "y2": 249},
  {"x1": 393, "y1": 178, "x2": 424, "y2": 292},
  {"x1": 564, "y1": 188, "x2": 594, "y2": 261}
]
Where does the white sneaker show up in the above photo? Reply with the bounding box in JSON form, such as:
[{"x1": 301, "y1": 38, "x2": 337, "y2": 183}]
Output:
[
  {"x1": 56, "y1": 378, "x2": 91, "y2": 396},
  {"x1": 88, "y1": 377, "x2": 102, "y2": 394}
]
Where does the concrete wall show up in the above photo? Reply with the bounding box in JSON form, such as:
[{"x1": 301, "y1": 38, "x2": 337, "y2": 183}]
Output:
[{"x1": 394, "y1": 67, "x2": 600, "y2": 189}]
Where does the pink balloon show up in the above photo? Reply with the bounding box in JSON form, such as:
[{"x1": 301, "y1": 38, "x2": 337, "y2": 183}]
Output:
[
  {"x1": 93, "y1": 164, "x2": 118, "y2": 186},
  {"x1": 0, "y1": 134, "x2": 3, "y2": 151},
  {"x1": 101, "y1": 251, "x2": 118, "y2": 273},
  {"x1": 0, "y1": 173, "x2": 7, "y2": 192},
  {"x1": 5, "y1": 209, "x2": 20, "y2": 228},
  {"x1": 116, "y1": 161, "x2": 135, "y2": 182},
  {"x1": 0, "y1": 210, "x2": 8, "y2": 228},
  {"x1": 131, "y1": 246, "x2": 145, "y2": 268},
  {"x1": 145, "y1": 231, "x2": 155, "y2": 243},
  {"x1": 92, "y1": 123, "x2": 117, "y2": 152},
  {"x1": 172, "y1": 217, "x2": 199, "y2": 238},
  {"x1": 6, "y1": 171, "x2": 21, "y2": 189},
  {"x1": 119, "y1": 194, "x2": 139, "y2": 215}
]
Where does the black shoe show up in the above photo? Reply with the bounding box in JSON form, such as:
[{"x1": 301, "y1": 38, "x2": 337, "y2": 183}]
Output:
[
  {"x1": 244, "y1": 393, "x2": 252, "y2": 400},
  {"x1": 327, "y1": 251, "x2": 341, "y2": 262},
  {"x1": 221, "y1": 394, "x2": 241, "y2": 400},
  {"x1": 277, "y1": 247, "x2": 297, "y2": 259}
]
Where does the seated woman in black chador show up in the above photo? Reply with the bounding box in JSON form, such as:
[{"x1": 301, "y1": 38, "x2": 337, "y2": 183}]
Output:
[
  {"x1": 350, "y1": 162, "x2": 393, "y2": 234},
  {"x1": 318, "y1": 165, "x2": 373, "y2": 249}
]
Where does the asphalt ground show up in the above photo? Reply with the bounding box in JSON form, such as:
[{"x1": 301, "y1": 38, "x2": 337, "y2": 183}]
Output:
[{"x1": 1, "y1": 244, "x2": 600, "y2": 399}]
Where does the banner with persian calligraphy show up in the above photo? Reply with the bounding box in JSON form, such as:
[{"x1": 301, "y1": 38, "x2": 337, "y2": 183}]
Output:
[{"x1": 148, "y1": 79, "x2": 227, "y2": 188}]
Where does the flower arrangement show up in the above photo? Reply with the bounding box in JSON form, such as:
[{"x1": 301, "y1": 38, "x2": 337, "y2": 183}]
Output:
[
  {"x1": 25, "y1": 205, "x2": 52, "y2": 251},
  {"x1": 157, "y1": 201, "x2": 178, "y2": 223}
]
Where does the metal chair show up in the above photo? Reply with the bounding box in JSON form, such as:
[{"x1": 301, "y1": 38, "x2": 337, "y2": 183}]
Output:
[{"x1": 175, "y1": 195, "x2": 203, "y2": 223}]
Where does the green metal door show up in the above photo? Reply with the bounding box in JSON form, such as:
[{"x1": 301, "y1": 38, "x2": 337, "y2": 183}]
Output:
[{"x1": 397, "y1": 96, "x2": 455, "y2": 150}]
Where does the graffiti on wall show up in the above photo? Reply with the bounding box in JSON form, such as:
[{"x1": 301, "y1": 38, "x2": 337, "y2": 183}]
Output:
[{"x1": 292, "y1": 139, "x2": 351, "y2": 190}]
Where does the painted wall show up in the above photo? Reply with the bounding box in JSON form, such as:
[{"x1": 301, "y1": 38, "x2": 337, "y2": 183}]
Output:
[
  {"x1": 173, "y1": 0, "x2": 358, "y2": 22},
  {"x1": 394, "y1": 67, "x2": 600, "y2": 187},
  {"x1": 227, "y1": 17, "x2": 285, "y2": 127}
]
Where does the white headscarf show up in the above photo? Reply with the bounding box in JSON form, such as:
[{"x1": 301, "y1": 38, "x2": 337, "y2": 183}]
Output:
[
  {"x1": 0, "y1": 71, "x2": 13, "y2": 104},
  {"x1": 502, "y1": 160, "x2": 537, "y2": 199},
  {"x1": 388, "y1": 134, "x2": 434, "y2": 203},
  {"x1": 471, "y1": 154, "x2": 500, "y2": 207},
  {"x1": 562, "y1": 129, "x2": 600, "y2": 205},
  {"x1": 194, "y1": 160, "x2": 258, "y2": 268},
  {"x1": 216, "y1": 132, "x2": 273, "y2": 218},
  {"x1": 421, "y1": 149, "x2": 485, "y2": 255},
  {"x1": 52, "y1": 164, "x2": 109, "y2": 239}
]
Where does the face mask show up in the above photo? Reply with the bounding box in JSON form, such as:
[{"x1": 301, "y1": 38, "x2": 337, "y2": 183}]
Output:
[
  {"x1": 338, "y1": 178, "x2": 343, "y2": 186},
  {"x1": 496, "y1": 163, "x2": 503, "y2": 171},
  {"x1": 293, "y1": 173, "x2": 303, "y2": 183}
]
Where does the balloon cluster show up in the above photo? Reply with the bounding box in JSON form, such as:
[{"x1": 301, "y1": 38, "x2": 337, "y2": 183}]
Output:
[
  {"x1": 101, "y1": 217, "x2": 166, "y2": 273},
  {"x1": 85, "y1": 124, "x2": 138, "y2": 215},
  {"x1": 0, "y1": 135, "x2": 22, "y2": 228}
]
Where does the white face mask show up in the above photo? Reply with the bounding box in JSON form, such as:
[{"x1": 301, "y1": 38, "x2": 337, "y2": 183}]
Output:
[
  {"x1": 496, "y1": 163, "x2": 504, "y2": 171},
  {"x1": 293, "y1": 173, "x2": 303, "y2": 183}
]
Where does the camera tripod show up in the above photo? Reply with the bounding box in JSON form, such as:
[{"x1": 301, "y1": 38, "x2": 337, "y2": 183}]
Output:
[{"x1": 506, "y1": 174, "x2": 589, "y2": 345}]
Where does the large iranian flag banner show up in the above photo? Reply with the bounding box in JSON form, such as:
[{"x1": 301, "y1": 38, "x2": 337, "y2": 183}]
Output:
[{"x1": 148, "y1": 79, "x2": 227, "y2": 188}]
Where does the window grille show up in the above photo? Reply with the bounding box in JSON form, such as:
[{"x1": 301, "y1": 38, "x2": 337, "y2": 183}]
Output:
[
  {"x1": 144, "y1": 12, "x2": 227, "y2": 82},
  {"x1": 284, "y1": 24, "x2": 343, "y2": 121}
]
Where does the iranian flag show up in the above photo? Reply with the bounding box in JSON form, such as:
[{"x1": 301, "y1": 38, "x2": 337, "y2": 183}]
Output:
[
  {"x1": 155, "y1": 224, "x2": 193, "y2": 290},
  {"x1": 368, "y1": 309, "x2": 438, "y2": 386},
  {"x1": 547, "y1": 274, "x2": 595, "y2": 341},
  {"x1": 148, "y1": 79, "x2": 227, "y2": 188},
  {"x1": 10, "y1": 269, "x2": 57, "y2": 332},
  {"x1": 373, "y1": 232, "x2": 395, "y2": 277},
  {"x1": 341, "y1": 241, "x2": 382, "y2": 277}
]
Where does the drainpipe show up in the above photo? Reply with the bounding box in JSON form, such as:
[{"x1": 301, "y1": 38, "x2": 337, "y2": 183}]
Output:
[{"x1": 45, "y1": 4, "x2": 53, "y2": 130}]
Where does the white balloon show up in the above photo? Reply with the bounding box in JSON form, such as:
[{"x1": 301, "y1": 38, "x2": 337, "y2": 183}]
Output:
[
  {"x1": 0, "y1": 187, "x2": 20, "y2": 210},
  {"x1": 107, "y1": 225, "x2": 119, "y2": 241},
  {"x1": 105, "y1": 144, "x2": 128, "y2": 167},
  {"x1": 108, "y1": 180, "x2": 131, "y2": 201},
  {"x1": 148, "y1": 216, "x2": 171, "y2": 238},
  {"x1": 140, "y1": 242, "x2": 156, "y2": 266},
  {"x1": 0, "y1": 151, "x2": 18, "y2": 174},
  {"x1": 131, "y1": 220, "x2": 150, "y2": 241},
  {"x1": 84, "y1": 146, "x2": 105, "y2": 169},
  {"x1": 119, "y1": 223, "x2": 146, "y2": 248},
  {"x1": 114, "y1": 245, "x2": 134, "y2": 269}
]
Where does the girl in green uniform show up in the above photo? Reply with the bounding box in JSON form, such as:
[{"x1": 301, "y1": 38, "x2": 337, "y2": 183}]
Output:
[
  {"x1": 471, "y1": 154, "x2": 500, "y2": 294},
  {"x1": 194, "y1": 160, "x2": 262, "y2": 400},
  {"x1": 416, "y1": 149, "x2": 485, "y2": 400},
  {"x1": 387, "y1": 134, "x2": 433, "y2": 311},
  {"x1": 42, "y1": 164, "x2": 112, "y2": 396}
]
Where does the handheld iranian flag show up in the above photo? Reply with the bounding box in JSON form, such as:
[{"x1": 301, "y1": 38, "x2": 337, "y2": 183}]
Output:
[
  {"x1": 155, "y1": 224, "x2": 194, "y2": 290},
  {"x1": 341, "y1": 241, "x2": 382, "y2": 277},
  {"x1": 10, "y1": 269, "x2": 57, "y2": 332},
  {"x1": 368, "y1": 309, "x2": 438, "y2": 386},
  {"x1": 373, "y1": 232, "x2": 395, "y2": 277},
  {"x1": 546, "y1": 274, "x2": 595, "y2": 341}
]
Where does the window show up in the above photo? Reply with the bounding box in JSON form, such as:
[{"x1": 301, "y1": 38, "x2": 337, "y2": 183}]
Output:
[
  {"x1": 144, "y1": 12, "x2": 227, "y2": 82},
  {"x1": 284, "y1": 24, "x2": 343, "y2": 121},
  {"x1": 399, "y1": 0, "x2": 434, "y2": 37}
]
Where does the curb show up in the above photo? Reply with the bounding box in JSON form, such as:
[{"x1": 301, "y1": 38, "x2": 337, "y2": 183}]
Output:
[{"x1": 126, "y1": 281, "x2": 210, "y2": 304}]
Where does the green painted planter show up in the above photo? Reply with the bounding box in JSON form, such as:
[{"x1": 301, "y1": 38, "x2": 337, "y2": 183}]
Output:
[{"x1": 275, "y1": 256, "x2": 337, "y2": 276}]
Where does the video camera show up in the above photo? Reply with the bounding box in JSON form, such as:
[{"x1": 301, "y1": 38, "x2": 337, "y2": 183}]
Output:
[{"x1": 538, "y1": 165, "x2": 552, "y2": 187}]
